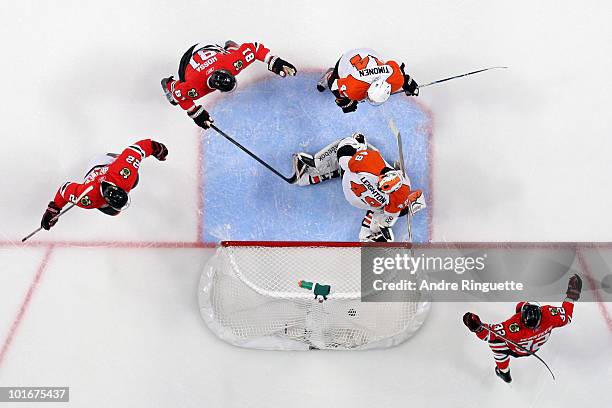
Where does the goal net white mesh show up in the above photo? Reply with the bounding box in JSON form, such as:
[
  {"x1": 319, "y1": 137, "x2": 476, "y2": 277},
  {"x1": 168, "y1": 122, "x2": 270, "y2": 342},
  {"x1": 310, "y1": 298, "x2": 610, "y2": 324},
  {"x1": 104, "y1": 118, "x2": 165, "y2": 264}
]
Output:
[{"x1": 198, "y1": 242, "x2": 430, "y2": 350}]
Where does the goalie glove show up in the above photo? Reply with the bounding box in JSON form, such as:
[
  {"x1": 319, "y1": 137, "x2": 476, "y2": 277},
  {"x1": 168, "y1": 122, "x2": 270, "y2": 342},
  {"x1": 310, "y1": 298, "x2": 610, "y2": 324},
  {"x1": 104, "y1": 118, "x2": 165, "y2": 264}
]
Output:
[
  {"x1": 566, "y1": 274, "x2": 582, "y2": 301},
  {"x1": 268, "y1": 56, "x2": 297, "y2": 77}
]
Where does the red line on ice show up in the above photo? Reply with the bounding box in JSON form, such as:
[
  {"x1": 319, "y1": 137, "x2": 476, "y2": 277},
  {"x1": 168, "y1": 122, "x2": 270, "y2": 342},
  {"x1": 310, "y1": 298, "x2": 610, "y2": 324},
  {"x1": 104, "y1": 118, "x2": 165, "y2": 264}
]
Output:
[
  {"x1": 0, "y1": 241, "x2": 214, "y2": 249},
  {"x1": 576, "y1": 248, "x2": 612, "y2": 332},
  {"x1": 0, "y1": 246, "x2": 54, "y2": 368}
]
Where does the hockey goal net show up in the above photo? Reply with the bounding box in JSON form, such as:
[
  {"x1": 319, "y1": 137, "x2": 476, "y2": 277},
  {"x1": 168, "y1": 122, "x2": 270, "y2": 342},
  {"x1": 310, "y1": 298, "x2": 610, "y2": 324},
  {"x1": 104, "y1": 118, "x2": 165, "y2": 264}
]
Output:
[{"x1": 198, "y1": 241, "x2": 430, "y2": 350}]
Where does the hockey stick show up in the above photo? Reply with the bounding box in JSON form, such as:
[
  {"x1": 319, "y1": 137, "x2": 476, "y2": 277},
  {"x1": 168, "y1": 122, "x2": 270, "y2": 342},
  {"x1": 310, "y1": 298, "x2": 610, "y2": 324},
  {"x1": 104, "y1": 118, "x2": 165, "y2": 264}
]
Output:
[
  {"x1": 390, "y1": 66, "x2": 508, "y2": 96},
  {"x1": 209, "y1": 124, "x2": 296, "y2": 184},
  {"x1": 388, "y1": 119, "x2": 413, "y2": 243},
  {"x1": 22, "y1": 185, "x2": 94, "y2": 242},
  {"x1": 480, "y1": 325, "x2": 556, "y2": 380}
]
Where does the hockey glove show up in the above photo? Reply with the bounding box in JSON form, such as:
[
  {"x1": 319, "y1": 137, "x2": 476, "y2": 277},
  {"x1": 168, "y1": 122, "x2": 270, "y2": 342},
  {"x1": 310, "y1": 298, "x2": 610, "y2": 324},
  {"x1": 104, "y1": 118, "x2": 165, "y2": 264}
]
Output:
[
  {"x1": 268, "y1": 56, "x2": 297, "y2": 77},
  {"x1": 41, "y1": 201, "x2": 62, "y2": 230},
  {"x1": 150, "y1": 140, "x2": 168, "y2": 161},
  {"x1": 188, "y1": 105, "x2": 213, "y2": 129},
  {"x1": 400, "y1": 63, "x2": 419, "y2": 96},
  {"x1": 566, "y1": 274, "x2": 582, "y2": 301},
  {"x1": 462, "y1": 312, "x2": 483, "y2": 332},
  {"x1": 335, "y1": 97, "x2": 358, "y2": 113}
]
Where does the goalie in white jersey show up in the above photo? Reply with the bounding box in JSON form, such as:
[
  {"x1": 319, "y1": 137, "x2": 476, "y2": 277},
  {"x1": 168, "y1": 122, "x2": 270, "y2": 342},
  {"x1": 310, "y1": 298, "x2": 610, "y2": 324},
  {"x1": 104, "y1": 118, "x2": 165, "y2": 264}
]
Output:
[{"x1": 291, "y1": 133, "x2": 426, "y2": 242}]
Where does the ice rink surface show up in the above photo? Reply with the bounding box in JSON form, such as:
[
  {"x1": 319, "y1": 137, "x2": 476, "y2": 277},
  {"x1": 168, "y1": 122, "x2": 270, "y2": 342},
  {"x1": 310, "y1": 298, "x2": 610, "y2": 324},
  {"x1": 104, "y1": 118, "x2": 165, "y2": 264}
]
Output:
[{"x1": 1, "y1": 1, "x2": 611, "y2": 407}]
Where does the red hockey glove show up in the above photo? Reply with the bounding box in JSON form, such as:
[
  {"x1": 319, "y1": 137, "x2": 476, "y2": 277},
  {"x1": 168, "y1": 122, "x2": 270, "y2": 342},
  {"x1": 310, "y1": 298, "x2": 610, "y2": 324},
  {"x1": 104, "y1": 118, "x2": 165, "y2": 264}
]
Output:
[
  {"x1": 463, "y1": 312, "x2": 483, "y2": 332},
  {"x1": 335, "y1": 97, "x2": 358, "y2": 113},
  {"x1": 151, "y1": 140, "x2": 168, "y2": 161},
  {"x1": 188, "y1": 106, "x2": 213, "y2": 129},
  {"x1": 268, "y1": 56, "x2": 297, "y2": 77},
  {"x1": 566, "y1": 274, "x2": 582, "y2": 301},
  {"x1": 41, "y1": 201, "x2": 62, "y2": 230}
]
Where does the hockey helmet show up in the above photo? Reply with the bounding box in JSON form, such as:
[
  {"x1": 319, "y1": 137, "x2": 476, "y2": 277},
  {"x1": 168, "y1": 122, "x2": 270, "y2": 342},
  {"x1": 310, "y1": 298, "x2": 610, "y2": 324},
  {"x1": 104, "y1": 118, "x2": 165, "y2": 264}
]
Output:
[
  {"x1": 101, "y1": 181, "x2": 130, "y2": 211},
  {"x1": 208, "y1": 69, "x2": 237, "y2": 93},
  {"x1": 378, "y1": 170, "x2": 403, "y2": 194},
  {"x1": 366, "y1": 77, "x2": 391, "y2": 105},
  {"x1": 520, "y1": 302, "x2": 542, "y2": 329}
]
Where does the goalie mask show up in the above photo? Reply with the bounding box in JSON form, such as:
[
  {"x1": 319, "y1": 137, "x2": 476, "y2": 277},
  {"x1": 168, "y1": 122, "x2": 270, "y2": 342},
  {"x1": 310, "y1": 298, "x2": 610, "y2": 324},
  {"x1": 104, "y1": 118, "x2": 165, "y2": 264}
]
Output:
[
  {"x1": 366, "y1": 77, "x2": 391, "y2": 105},
  {"x1": 378, "y1": 170, "x2": 403, "y2": 194},
  {"x1": 520, "y1": 302, "x2": 542, "y2": 329},
  {"x1": 100, "y1": 181, "x2": 130, "y2": 211},
  {"x1": 208, "y1": 69, "x2": 237, "y2": 93}
]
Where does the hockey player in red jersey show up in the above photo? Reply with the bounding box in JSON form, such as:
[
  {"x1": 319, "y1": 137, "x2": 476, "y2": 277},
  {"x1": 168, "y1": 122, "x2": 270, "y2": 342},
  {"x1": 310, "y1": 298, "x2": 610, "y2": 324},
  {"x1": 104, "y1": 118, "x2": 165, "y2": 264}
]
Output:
[
  {"x1": 462, "y1": 274, "x2": 582, "y2": 383},
  {"x1": 40, "y1": 139, "x2": 168, "y2": 230},
  {"x1": 316, "y1": 48, "x2": 419, "y2": 113},
  {"x1": 161, "y1": 40, "x2": 296, "y2": 129}
]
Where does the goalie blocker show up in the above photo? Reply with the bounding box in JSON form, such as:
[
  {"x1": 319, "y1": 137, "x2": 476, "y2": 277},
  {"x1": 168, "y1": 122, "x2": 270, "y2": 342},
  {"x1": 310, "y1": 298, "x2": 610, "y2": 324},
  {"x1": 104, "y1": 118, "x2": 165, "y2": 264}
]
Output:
[{"x1": 291, "y1": 133, "x2": 426, "y2": 242}]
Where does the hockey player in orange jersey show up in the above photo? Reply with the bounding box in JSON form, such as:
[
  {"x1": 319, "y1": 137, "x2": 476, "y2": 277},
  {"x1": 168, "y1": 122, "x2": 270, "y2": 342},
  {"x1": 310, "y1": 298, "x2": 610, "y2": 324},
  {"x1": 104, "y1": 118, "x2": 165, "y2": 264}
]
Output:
[
  {"x1": 463, "y1": 274, "x2": 582, "y2": 383},
  {"x1": 291, "y1": 133, "x2": 426, "y2": 242},
  {"x1": 317, "y1": 48, "x2": 419, "y2": 113}
]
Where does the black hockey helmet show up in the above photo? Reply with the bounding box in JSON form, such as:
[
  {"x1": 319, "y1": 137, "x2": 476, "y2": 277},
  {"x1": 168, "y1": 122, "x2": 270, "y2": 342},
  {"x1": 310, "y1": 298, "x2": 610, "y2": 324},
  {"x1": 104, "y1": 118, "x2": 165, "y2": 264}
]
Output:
[
  {"x1": 520, "y1": 302, "x2": 542, "y2": 329},
  {"x1": 100, "y1": 181, "x2": 130, "y2": 211},
  {"x1": 208, "y1": 69, "x2": 236, "y2": 93}
]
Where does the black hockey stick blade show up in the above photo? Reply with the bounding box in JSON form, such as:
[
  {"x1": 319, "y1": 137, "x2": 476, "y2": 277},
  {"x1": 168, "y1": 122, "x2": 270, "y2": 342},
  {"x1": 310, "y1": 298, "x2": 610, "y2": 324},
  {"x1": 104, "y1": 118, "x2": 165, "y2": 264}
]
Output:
[{"x1": 209, "y1": 125, "x2": 296, "y2": 184}]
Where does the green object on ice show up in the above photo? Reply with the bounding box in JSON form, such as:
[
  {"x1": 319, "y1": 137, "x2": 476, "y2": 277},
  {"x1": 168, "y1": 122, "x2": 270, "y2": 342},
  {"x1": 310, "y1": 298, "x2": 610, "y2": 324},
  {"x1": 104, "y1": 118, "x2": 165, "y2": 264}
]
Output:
[
  {"x1": 298, "y1": 280, "x2": 313, "y2": 290},
  {"x1": 313, "y1": 283, "x2": 331, "y2": 300},
  {"x1": 298, "y1": 280, "x2": 331, "y2": 301}
]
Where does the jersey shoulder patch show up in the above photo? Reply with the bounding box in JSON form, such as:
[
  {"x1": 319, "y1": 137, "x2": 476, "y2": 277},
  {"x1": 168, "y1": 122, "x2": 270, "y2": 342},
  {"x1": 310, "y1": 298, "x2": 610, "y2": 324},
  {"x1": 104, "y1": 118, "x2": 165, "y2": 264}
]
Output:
[{"x1": 348, "y1": 150, "x2": 386, "y2": 175}]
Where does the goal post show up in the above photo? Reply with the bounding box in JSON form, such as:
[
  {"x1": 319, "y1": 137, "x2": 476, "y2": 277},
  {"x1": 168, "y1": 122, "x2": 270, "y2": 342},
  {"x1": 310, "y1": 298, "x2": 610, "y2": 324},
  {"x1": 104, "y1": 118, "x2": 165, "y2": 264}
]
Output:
[{"x1": 198, "y1": 241, "x2": 430, "y2": 350}]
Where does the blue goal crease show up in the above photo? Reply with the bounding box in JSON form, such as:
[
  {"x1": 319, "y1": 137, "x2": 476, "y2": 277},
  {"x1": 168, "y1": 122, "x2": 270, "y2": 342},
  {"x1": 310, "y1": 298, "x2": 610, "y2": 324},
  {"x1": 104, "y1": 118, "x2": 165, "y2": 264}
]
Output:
[{"x1": 201, "y1": 73, "x2": 431, "y2": 243}]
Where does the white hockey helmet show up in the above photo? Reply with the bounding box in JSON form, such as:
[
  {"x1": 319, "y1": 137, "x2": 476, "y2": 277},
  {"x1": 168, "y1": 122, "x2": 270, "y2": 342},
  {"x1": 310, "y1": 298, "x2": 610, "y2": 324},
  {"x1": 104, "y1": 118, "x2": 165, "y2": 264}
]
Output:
[
  {"x1": 378, "y1": 170, "x2": 403, "y2": 194},
  {"x1": 366, "y1": 78, "x2": 391, "y2": 106}
]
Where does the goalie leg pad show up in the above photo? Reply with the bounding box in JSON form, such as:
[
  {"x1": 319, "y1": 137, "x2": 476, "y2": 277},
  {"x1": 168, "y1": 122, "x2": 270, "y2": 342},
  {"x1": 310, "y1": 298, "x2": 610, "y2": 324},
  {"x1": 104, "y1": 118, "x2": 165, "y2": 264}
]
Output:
[
  {"x1": 359, "y1": 210, "x2": 395, "y2": 242},
  {"x1": 359, "y1": 210, "x2": 374, "y2": 241},
  {"x1": 292, "y1": 153, "x2": 340, "y2": 186},
  {"x1": 292, "y1": 140, "x2": 342, "y2": 186},
  {"x1": 312, "y1": 139, "x2": 341, "y2": 174}
]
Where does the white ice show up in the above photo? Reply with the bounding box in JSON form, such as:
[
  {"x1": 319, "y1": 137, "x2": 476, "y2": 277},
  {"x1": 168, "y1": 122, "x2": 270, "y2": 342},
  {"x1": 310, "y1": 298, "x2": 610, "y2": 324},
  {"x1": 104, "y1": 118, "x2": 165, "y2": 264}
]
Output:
[{"x1": 0, "y1": 1, "x2": 611, "y2": 407}]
